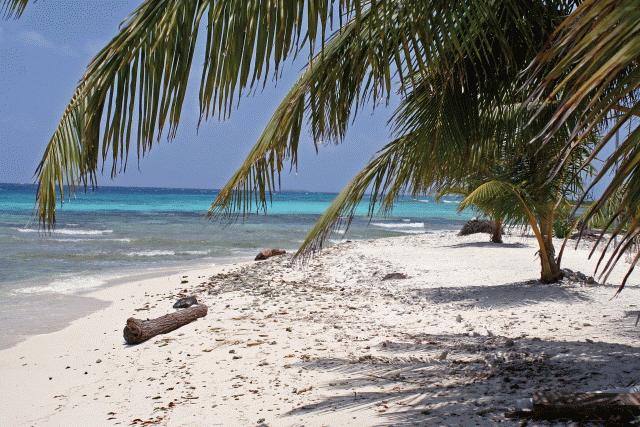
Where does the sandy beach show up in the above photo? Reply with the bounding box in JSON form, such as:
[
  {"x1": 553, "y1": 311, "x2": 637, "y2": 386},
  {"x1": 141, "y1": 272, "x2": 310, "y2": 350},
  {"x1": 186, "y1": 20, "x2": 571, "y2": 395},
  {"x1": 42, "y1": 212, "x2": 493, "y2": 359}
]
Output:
[{"x1": 2, "y1": 231, "x2": 640, "y2": 426}]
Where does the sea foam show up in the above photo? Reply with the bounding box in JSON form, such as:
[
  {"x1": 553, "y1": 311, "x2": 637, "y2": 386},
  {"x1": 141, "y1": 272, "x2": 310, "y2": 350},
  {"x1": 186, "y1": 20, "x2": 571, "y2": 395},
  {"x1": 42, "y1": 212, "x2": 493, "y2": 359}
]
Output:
[
  {"x1": 15, "y1": 275, "x2": 107, "y2": 295},
  {"x1": 126, "y1": 250, "x2": 176, "y2": 257},
  {"x1": 371, "y1": 222, "x2": 425, "y2": 229},
  {"x1": 49, "y1": 238, "x2": 132, "y2": 243},
  {"x1": 17, "y1": 228, "x2": 114, "y2": 236},
  {"x1": 126, "y1": 249, "x2": 209, "y2": 257},
  {"x1": 371, "y1": 221, "x2": 426, "y2": 234}
]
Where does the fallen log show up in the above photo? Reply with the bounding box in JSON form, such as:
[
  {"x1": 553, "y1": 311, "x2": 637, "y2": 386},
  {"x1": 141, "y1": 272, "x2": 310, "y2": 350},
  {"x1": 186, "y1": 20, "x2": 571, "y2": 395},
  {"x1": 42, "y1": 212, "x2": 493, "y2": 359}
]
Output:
[
  {"x1": 509, "y1": 391, "x2": 640, "y2": 422},
  {"x1": 123, "y1": 304, "x2": 208, "y2": 345}
]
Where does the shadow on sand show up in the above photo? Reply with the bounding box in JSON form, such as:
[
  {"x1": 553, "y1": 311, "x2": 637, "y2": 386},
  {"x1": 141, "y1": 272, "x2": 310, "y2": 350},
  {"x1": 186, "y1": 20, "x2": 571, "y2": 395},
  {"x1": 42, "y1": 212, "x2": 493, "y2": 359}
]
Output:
[
  {"x1": 286, "y1": 334, "x2": 640, "y2": 425},
  {"x1": 406, "y1": 280, "x2": 591, "y2": 309},
  {"x1": 446, "y1": 241, "x2": 529, "y2": 249}
]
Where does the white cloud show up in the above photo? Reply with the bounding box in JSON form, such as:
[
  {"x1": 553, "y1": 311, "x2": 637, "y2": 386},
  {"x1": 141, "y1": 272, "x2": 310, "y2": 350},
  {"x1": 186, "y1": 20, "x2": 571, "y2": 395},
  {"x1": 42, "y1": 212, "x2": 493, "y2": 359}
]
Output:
[
  {"x1": 17, "y1": 30, "x2": 75, "y2": 56},
  {"x1": 19, "y1": 30, "x2": 53, "y2": 48}
]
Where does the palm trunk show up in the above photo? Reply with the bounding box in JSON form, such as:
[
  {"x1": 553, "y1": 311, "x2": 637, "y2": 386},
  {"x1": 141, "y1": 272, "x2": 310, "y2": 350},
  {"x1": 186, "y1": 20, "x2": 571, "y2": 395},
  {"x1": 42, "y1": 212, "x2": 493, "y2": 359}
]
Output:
[
  {"x1": 491, "y1": 217, "x2": 503, "y2": 243},
  {"x1": 539, "y1": 241, "x2": 561, "y2": 283},
  {"x1": 538, "y1": 211, "x2": 562, "y2": 284}
]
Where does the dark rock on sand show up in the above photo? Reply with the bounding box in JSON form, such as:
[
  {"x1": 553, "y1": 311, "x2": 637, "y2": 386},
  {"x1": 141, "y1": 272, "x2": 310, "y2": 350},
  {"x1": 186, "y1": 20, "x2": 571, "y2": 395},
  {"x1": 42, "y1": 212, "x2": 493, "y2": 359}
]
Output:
[
  {"x1": 561, "y1": 268, "x2": 599, "y2": 285},
  {"x1": 173, "y1": 296, "x2": 198, "y2": 309},
  {"x1": 382, "y1": 272, "x2": 408, "y2": 281},
  {"x1": 254, "y1": 249, "x2": 286, "y2": 261}
]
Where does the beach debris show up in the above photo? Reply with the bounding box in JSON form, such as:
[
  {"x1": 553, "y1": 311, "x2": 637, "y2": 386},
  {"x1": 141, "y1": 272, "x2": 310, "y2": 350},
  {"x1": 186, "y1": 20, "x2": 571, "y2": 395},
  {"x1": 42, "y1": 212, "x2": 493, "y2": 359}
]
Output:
[
  {"x1": 173, "y1": 296, "x2": 198, "y2": 309},
  {"x1": 294, "y1": 385, "x2": 313, "y2": 394},
  {"x1": 508, "y1": 389, "x2": 640, "y2": 423},
  {"x1": 381, "y1": 272, "x2": 408, "y2": 280},
  {"x1": 458, "y1": 219, "x2": 495, "y2": 236},
  {"x1": 561, "y1": 268, "x2": 598, "y2": 285},
  {"x1": 123, "y1": 304, "x2": 208, "y2": 345},
  {"x1": 569, "y1": 228, "x2": 599, "y2": 241},
  {"x1": 254, "y1": 248, "x2": 286, "y2": 261}
]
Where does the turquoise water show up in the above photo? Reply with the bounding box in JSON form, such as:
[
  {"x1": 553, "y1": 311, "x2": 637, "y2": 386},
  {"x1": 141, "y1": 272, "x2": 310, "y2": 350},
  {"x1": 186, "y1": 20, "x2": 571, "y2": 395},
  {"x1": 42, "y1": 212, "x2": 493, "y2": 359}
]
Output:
[
  {"x1": 1, "y1": 183, "x2": 473, "y2": 290},
  {"x1": 0, "y1": 183, "x2": 472, "y2": 346}
]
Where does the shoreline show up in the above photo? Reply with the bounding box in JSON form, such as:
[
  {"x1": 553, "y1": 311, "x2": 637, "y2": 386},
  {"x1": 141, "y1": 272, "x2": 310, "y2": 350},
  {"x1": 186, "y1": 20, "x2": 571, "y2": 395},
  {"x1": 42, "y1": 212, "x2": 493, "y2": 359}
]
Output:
[
  {"x1": 0, "y1": 254, "x2": 254, "y2": 350},
  {"x1": 2, "y1": 232, "x2": 640, "y2": 425}
]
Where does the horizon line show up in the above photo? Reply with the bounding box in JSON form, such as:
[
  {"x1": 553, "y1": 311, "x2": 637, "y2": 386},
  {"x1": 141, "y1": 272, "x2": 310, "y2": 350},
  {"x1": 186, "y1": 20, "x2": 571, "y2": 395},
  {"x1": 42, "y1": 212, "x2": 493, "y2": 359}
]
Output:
[{"x1": 0, "y1": 181, "x2": 350, "y2": 195}]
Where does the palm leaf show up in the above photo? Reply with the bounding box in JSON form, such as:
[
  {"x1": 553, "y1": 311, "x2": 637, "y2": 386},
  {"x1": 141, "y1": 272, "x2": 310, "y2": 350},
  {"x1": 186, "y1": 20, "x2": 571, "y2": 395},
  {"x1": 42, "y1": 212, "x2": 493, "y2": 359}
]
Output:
[
  {"x1": 209, "y1": 0, "x2": 575, "y2": 219},
  {"x1": 35, "y1": 0, "x2": 370, "y2": 226},
  {"x1": 527, "y1": 0, "x2": 640, "y2": 292},
  {"x1": 1, "y1": 0, "x2": 28, "y2": 18},
  {"x1": 459, "y1": 180, "x2": 532, "y2": 226},
  {"x1": 35, "y1": 0, "x2": 574, "y2": 226}
]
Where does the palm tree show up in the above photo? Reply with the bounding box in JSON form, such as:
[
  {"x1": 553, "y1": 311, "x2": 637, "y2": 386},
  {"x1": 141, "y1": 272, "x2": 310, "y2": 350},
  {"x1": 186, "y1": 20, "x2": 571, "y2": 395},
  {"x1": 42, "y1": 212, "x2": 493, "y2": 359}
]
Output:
[
  {"x1": 455, "y1": 143, "x2": 591, "y2": 283},
  {"x1": 434, "y1": 107, "x2": 594, "y2": 282},
  {"x1": 525, "y1": 0, "x2": 640, "y2": 291},
  {"x1": 295, "y1": 89, "x2": 594, "y2": 283},
  {"x1": 436, "y1": 186, "x2": 504, "y2": 244}
]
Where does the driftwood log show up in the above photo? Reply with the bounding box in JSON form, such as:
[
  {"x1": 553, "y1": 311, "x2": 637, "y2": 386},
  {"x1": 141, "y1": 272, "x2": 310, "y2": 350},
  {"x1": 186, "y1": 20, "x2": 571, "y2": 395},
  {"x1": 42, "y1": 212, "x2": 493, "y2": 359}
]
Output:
[
  {"x1": 509, "y1": 391, "x2": 640, "y2": 422},
  {"x1": 123, "y1": 304, "x2": 208, "y2": 345}
]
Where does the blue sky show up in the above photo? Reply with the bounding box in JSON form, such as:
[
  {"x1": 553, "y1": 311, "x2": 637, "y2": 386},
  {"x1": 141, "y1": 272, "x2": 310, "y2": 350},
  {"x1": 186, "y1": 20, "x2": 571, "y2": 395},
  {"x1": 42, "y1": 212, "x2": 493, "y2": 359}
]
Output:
[
  {"x1": 0, "y1": 0, "x2": 393, "y2": 192},
  {"x1": 0, "y1": 1, "x2": 614, "y2": 197}
]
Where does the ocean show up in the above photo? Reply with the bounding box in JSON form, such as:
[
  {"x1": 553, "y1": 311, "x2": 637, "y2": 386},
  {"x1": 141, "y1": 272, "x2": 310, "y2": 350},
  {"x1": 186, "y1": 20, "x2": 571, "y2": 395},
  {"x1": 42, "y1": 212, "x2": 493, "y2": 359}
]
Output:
[{"x1": 0, "y1": 183, "x2": 472, "y2": 347}]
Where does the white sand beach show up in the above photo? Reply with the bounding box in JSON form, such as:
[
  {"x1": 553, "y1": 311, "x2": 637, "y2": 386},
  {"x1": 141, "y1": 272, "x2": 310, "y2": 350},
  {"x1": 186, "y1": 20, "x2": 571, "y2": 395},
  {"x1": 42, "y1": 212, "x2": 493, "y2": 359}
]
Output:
[{"x1": 2, "y1": 232, "x2": 640, "y2": 426}]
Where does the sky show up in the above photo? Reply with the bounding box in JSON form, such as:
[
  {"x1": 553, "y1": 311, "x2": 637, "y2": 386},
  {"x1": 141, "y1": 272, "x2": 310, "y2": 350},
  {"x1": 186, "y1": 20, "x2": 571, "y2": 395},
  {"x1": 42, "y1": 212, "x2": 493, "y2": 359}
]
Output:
[
  {"x1": 0, "y1": 0, "x2": 394, "y2": 192},
  {"x1": 0, "y1": 1, "x2": 616, "y2": 196}
]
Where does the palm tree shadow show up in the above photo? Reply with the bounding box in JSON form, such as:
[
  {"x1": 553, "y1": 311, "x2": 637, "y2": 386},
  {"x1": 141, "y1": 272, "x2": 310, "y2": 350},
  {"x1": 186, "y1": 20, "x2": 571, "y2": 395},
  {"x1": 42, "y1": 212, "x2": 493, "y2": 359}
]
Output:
[
  {"x1": 286, "y1": 334, "x2": 640, "y2": 425},
  {"x1": 446, "y1": 241, "x2": 528, "y2": 249},
  {"x1": 408, "y1": 281, "x2": 590, "y2": 309}
]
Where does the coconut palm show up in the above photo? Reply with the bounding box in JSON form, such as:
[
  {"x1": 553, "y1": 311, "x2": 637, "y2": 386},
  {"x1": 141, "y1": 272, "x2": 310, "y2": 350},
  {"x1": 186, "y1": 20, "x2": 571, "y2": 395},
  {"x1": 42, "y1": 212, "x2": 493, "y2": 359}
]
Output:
[
  {"x1": 455, "y1": 143, "x2": 592, "y2": 283},
  {"x1": 435, "y1": 187, "x2": 504, "y2": 243},
  {"x1": 436, "y1": 186, "x2": 504, "y2": 244},
  {"x1": 434, "y1": 107, "x2": 594, "y2": 282},
  {"x1": 526, "y1": 0, "x2": 640, "y2": 291},
  {"x1": 296, "y1": 84, "x2": 594, "y2": 283}
]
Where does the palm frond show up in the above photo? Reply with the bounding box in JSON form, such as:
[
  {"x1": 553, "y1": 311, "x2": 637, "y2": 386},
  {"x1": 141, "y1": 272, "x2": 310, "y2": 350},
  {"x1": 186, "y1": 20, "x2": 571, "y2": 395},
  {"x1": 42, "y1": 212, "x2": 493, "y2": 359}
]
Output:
[
  {"x1": 435, "y1": 186, "x2": 470, "y2": 201},
  {"x1": 295, "y1": 132, "x2": 425, "y2": 258},
  {"x1": 36, "y1": 0, "x2": 204, "y2": 226},
  {"x1": 1, "y1": 0, "x2": 28, "y2": 18},
  {"x1": 458, "y1": 180, "x2": 531, "y2": 226},
  {"x1": 33, "y1": 0, "x2": 573, "y2": 227},
  {"x1": 35, "y1": 0, "x2": 370, "y2": 226},
  {"x1": 527, "y1": 0, "x2": 640, "y2": 292},
  {"x1": 215, "y1": 0, "x2": 579, "y2": 218}
]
